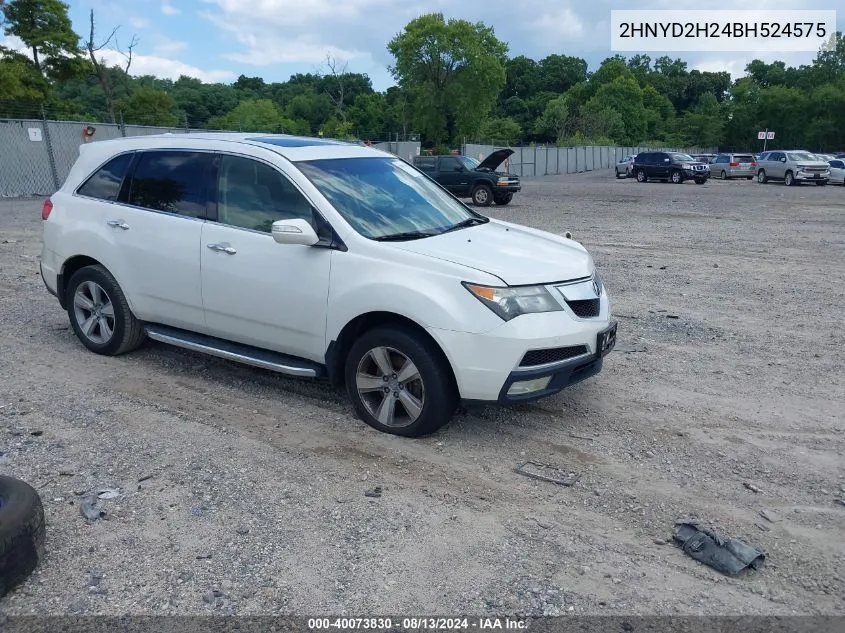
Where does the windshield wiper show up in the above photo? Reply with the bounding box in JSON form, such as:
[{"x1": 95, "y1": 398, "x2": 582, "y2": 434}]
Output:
[
  {"x1": 373, "y1": 230, "x2": 439, "y2": 242},
  {"x1": 440, "y1": 216, "x2": 489, "y2": 234}
]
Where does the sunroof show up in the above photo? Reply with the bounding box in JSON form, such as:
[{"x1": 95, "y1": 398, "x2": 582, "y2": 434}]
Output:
[{"x1": 248, "y1": 136, "x2": 350, "y2": 148}]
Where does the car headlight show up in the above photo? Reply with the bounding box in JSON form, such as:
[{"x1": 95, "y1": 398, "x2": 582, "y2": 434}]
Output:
[{"x1": 463, "y1": 283, "x2": 563, "y2": 321}]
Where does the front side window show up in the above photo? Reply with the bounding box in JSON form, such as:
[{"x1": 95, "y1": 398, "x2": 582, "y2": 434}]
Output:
[
  {"x1": 297, "y1": 157, "x2": 480, "y2": 240},
  {"x1": 77, "y1": 153, "x2": 133, "y2": 201},
  {"x1": 439, "y1": 156, "x2": 463, "y2": 171},
  {"x1": 670, "y1": 153, "x2": 694, "y2": 162},
  {"x1": 458, "y1": 156, "x2": 480, "y2": 170},
  {"x1": 217, "y1": 155, "x2": 315, "y2": 233},
  {"x1": 128, "y1": 151, "x2": 211, "y2": 217}
]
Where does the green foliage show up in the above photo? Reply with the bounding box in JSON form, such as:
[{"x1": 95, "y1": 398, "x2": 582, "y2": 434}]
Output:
[
  {"x1": 478, "y1": 116, "x2": 521, "y2": 145},
  {"x1": 387, "y1": 12, "x2": 508, "y2": 145},
  {"x1": 116, "y1": 87, "x2": 179, "y2": 126},
  {"x1": 2, "y1": 0, "x2": 79, "y2": 73},
  {"x1": 1, "y1": 9, "x2": 843, "y2": 152}
]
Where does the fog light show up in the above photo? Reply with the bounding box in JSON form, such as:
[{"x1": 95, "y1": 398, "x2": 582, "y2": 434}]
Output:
[{"x1": 507, "y1": 376, "x2": 552, "y2": 396}]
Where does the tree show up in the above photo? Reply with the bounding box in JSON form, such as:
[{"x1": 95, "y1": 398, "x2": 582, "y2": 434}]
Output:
[
  {"x1": 116, "y1": 86, "x2": 178, "y2": 126},
  {"x1": 538, "y1": 54, "x2": 587, "y2": 93},
  {"x1": 85, "y1": 9, "x2": 137, "y2": 123},
  {"x1": 0, "y1": 48, "x2": 48, "y2": 115},
  {"x1": 2, "y1": 0, "x2": 79, "y2": 75},
  {"x1": 477, "y1": 116, "x2": 521, "y2": 145},
  {"x1": 539, "y1": 95, "x2": 569, "y2": 143},
  {"x1": 583, "y1": 75, "x2": 647, "y2": 144},
  {"x1": 388, "y1": 13, "x2": 508, "y2": 145}
]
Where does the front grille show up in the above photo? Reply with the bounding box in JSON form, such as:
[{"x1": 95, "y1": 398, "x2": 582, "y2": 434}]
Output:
[
  {"x1": 692, "y1": 164, "x2": 707, "y2": 171},
  {"x1": 519, "y1": 345, "x2": 589, "y2": 367},
  {"x1": 566, "y1": 298, "x2": 600, "y2": 318}
]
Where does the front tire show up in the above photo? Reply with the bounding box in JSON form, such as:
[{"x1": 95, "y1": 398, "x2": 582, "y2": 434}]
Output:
[
  {"x1": 670, "y1": 170, "x2": 682, "y2": 184},
  {"x1": 815, "y1": 180, "x2": 827, "y2": 186},
  {"x1": 694, "y1": 178, "x2": 706, "y2": 185},
  {"x1": 615, "y1": 170, "x2": 623, "y2": 179},
  {"x1": 471, "y1": 184, "x2": 492, "y2": 207},
  {"x1": 345, "y1": 327, "x2": 457, "y2": 437},
  {"x1": 66, "y1": 265, "x2": 145, "y2": 356},
  {"x1": 493, "y1": 193, "x2": 513, "y2": 205},
  {"x1": 784, "y1": 171, "x2": 795, "y2": 186}
]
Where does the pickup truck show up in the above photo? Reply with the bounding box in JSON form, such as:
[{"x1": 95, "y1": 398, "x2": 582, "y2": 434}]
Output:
[{"x1": 412, "y1": 150, "x2": 521, "y2": 206}]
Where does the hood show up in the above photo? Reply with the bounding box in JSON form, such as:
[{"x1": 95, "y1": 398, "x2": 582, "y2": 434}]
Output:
[
  {"x1": 389, "y1": 219, "x2": 592, "y2": 286},
  {"x1": 476, "y1": 149, "x2": 514, "y2": 172}
]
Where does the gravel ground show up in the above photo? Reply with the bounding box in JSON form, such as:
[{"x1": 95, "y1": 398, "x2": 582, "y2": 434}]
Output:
[{"x1": 0, "y1": 171, "x2": 843, "y2": 616}]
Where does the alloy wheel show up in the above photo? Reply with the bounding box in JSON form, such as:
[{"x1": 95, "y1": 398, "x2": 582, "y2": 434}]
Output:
[
  {"x1": 72, "y1": 281, "x2": 115, "y2": 345},
  {"x1": 356, "y1": 346, "x2": 425, "y2": 428}
]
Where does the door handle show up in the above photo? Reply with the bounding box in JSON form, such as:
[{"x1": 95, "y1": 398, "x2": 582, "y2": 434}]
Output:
[
  {"x1": 207, "y1": 242, "x2": 237, "y2": 255},
  {"x1": 107, "y1": 220, "x2": 129, "y2": 230}
]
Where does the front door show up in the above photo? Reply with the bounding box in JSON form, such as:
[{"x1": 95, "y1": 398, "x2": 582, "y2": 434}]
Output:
[
  {"x1": 437, "y1": 156, "x2": 471, "y2": 196},
  {"x1": 200, "y1": 153, "x2": 332, "y2": 362},
  {"x1": 652, "y1": 153, "x2": 671, "y2": 180}
]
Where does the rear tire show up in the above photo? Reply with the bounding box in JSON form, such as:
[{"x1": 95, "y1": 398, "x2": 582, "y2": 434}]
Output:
[
  {"x1": 757, "y1": 170, "x2": 768, "y2": 184},
  {"x1": 0, "y1": 476, "x2": 45, "y2": 598},
  {"x1": 720, "y1": 170, "x2": 727, "y2": 180},
  {"x1": 66, "y1": 265, "x2": 145, "y2": 356},
  {"x1": 615, "y1": 170, "x2": 623, "y2": 179},
  {"x1": 636, "y1": 169, "x2": 647, "y2": 183},
  {"x1": 345, "y1": 327, "x2": 457, "y2": 437},
  {"x1": 471, "y1": 184, "x2": 492, "y2": 207}
]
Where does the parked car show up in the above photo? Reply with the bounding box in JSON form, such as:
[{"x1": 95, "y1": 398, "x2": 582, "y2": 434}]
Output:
[
  {"x1": 615, "y1": 154, "x2": 636, "y2": 178},
  {"x1": 710, "y1": 153, "x2": 757, "y2": 180},
  {"x1": 835, "y1": 153, "x2": 845, "y2": 160},
  {"x1": 756, "y1": 150, "x2": 831, "y2": 186},
  {"x1": 632, "y1": 151, "x2": 710, "y2": 184},
  {"x1": 412, "y1": 150, "x2": 521, "y2": 206},
  {"x1": 827, "y1": 158, "x2": 845, "y2": 185},
  {"x1": 39, "y1": 133, "x2": 616, "y2": 437},
  {"x1": 692, "y1": 154, "x2": 715, "y2": 164}
]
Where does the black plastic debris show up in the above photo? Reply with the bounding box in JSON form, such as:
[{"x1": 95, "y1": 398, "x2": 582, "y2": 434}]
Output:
[{"x1": 673, "y1": 520, "x2": 765, "y2": 576}]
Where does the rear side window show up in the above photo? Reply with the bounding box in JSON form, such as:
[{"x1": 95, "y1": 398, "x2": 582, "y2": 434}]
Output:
[
  {"x1": 830, "y1": 160, "x2": 844, "y2": 168},
  {"x1": 76, "y1": 153, "x2": 133, "y2": 201},
  {"x1": 439, "y1": 156, "x2": 462, "y2": 171},
  {"x1": 128, "y1": 151, "x2": 211, "y2": 217},
  {"x1": 735, "y1": 155, "x2": 754, "y2": 162}
]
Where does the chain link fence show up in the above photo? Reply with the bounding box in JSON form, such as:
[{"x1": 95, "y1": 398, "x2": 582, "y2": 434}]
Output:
[{"x1": 0, "y1": 115, "x2": 717, "y2": 197}]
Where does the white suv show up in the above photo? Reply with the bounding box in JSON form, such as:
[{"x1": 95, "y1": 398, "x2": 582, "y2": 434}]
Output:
[{"x1": 40, "y1": 133, "x2": 616, "y2": 437}]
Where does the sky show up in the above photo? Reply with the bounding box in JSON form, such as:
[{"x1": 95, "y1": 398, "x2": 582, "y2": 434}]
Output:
[{"x1": 2, "y1": 0, "x2": 843, "y2": 88}]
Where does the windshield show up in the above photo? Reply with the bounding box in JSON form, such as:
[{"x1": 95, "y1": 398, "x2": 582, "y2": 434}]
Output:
[
  {"x1": 787, "y1": 152, "x2": 818, "y2": 162},
  {"x1": 459, "y1": 156, "x2": 480, "y2": 169},
  {"x1": 671, "y1": 153, "x2": 695, "y2": 162},
  {"x1": 297, "y1": 157, "x2": 478, "y2": 240}
]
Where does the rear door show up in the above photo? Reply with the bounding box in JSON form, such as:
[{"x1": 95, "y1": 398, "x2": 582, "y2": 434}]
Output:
[
  {"x1": 106, "y1": 150, "x2": 211, "y2": 329},
  {"x1": 652, "y1": 153, "x2": 670, "y2": 179}
]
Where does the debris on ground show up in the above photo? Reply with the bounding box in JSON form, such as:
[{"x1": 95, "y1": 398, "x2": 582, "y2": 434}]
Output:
[
  {"x1": 514, "y1": 461, "x2": 579, "y2": 486},
  {"x1": 96, "y1": 487, "x2": 120, "y2": 500},
  {"x1": 364, "y1": 486, "x2": 383, "y2": 498},
  {"x1": 673, "y1": 520, "x2": 765, "y2": 576},
  {"x1": 759, "y1": 509, "x2": 780, "y2": 523},
  {"x1": 744, "y1": 482, "x2": 762, "y2": 493},
  {"x1": 80, "y1": 496, "x2": 105, "y2": 522}
]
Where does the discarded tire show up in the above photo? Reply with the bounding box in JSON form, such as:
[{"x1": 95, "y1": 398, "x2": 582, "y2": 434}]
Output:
[{"x1": 0, "y1": 475, "x2": 45, "y2": 598}]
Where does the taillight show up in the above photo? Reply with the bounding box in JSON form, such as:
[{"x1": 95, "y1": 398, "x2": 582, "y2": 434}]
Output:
[
  {"x1": 42, "y1": 198, "x2": 53, "y2": 220},
  {"x1": 751, "y1": 162, "x2": 757, "y2": 167},
  {"x1": 729, "y1": 162, "x2": 739, "y2": 167}
]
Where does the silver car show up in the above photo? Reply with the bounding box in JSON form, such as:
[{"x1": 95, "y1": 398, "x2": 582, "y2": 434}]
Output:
[
  {"x1": 615, "y1": 154, "x2": 636, "y2": 178},
  {"x1": 827, "y1": 159, "x2": 845, "y2": 185},
  {"x1": 756, "y1": 150, "x2": 831, "y2": 186},
  {"x1": 710, "y1": 153, "x2": 756, "y2": 180}
]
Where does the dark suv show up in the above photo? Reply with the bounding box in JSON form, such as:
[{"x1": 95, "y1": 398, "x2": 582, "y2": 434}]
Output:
[
  {"x1": 632, "y1": 152, "x2": 710, "y2": 185},
  {"x1": 413, "y1": 150, "x2": 521, "y2": 206}
]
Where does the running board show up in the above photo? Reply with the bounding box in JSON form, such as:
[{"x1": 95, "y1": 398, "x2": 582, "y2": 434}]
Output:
[{"x1": 143, "y1": 324, "x2": 323, "y2": 378}]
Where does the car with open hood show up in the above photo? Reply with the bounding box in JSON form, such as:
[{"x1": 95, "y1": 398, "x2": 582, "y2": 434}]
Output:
[
  {"x1": 413, "y1": 149, "x2": 521, "y2": 206},
  {"x1": 39, "y1": 133, "x2": 614, "y2": 438}
]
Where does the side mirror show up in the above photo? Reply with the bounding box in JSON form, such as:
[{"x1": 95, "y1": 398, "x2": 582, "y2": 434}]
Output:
[{"x1": 271, "y1": 218, "x2": 319, "y2": 246}]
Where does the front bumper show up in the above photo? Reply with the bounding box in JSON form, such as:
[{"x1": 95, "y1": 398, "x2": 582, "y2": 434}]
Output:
[
  {"x1": 428, "y1": 298, "x2": 615, "y2": 403},
  {"x1": 795, "y1": 171, "x2": 830, "y2": 182},
  {"x1": 494, "y1": 184, "x2": 521, "y2": 193},
  {"x1": 683, "y1": 169, "x2": 709, "y2": 180}
]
